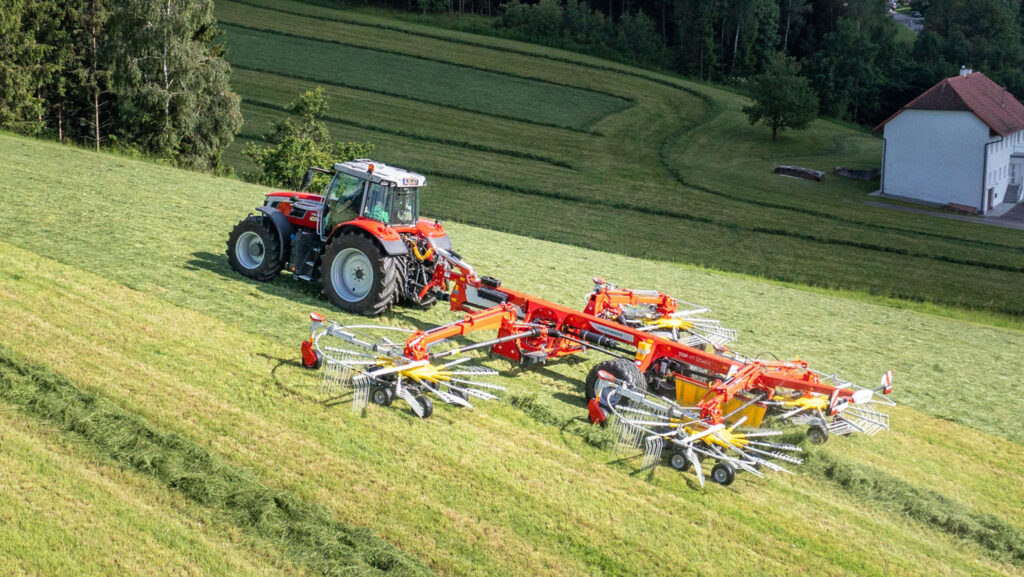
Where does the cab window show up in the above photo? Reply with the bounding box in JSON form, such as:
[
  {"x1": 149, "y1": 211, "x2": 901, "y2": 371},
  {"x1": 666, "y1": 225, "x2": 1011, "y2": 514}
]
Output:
[
  {"x1": 363, "y1": 182, "x2": 391, "y2": 224},
  {"x1": 326, "y1": 173, "x2": 364, "y2": 230}
]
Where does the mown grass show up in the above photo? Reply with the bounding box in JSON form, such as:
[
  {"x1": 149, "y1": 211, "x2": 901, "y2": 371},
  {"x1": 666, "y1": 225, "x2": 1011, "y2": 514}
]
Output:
[
  {"x1": 215, "y1": 0, "x2": 1024, "y2": 317},
  {"x1": 220, "y1": 23, "x2": 629, "y2": 131},
  {"x1": 0, "y1": 411, "x2": 306, "y2": 577},
  {"x1": 0, "y1": 346, "x2": 431, "y2": 577},
  {"x1": 2, "y1": 133, "x2": 1024, "y2": 575}
]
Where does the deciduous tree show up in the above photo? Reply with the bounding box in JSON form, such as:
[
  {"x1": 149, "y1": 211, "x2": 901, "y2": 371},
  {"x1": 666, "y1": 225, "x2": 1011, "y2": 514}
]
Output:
[
  {"x1": 743, "y1": 52, "x2": 818, "y2": 140},
  {"x1": 244, "y1": 88, "x2": 374, "y2": 189},
  {"x1": 107, "y1": 0, "x2": 241, "y2": 170}
]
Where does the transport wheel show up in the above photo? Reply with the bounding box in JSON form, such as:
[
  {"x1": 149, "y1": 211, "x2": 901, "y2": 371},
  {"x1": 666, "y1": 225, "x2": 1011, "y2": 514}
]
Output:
[
  {"x1": 668, "y1": 450, "x2": 692, "y2": 471},
  {"x1": 807, "y1": 425, "x2": 829, "y2": 445},
  {"x1": 711, "y1": 462, "x2": 736, "y2": 486},
  {"x1": 226, "y1": 215, "x2": 283, "y2": 281},
  {"x1": 449, "y1": 388, "x2": 468, "y2": 403},
  {"x1": 584, "y1": 358, "x2": 647, "y2": 405},
  {"x1": 415, "y1": 395, "x2": 433, "y2": 419},
  {"x1": 371, "y1": 386, "x2": 393, "y2": 407},
  {"x1": 322, "y1": 231, "x2": 400, "y2": 316}
]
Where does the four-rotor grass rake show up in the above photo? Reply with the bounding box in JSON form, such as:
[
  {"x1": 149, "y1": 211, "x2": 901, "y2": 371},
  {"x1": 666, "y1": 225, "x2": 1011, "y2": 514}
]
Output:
[{"x1": 299, "y1": 247, "x2": 895, "y2": 485}]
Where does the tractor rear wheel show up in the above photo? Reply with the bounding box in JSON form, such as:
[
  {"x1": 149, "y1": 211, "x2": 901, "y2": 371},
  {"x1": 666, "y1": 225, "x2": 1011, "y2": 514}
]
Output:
[
  {"x1": 584, "y1": 358, "x2": 647, "y2": 405},
  {"x1": 321, "y1": 231, "x2": 400, "y2": 316},
  {"x1": 226, "y1": 215, "x2": 283, "y2": 281}
]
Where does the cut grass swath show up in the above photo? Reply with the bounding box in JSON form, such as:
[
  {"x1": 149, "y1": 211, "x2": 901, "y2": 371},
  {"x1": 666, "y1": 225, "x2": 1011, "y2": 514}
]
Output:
[{"x1": 0, "y1": 345, "x2": 434, "y2": 577}]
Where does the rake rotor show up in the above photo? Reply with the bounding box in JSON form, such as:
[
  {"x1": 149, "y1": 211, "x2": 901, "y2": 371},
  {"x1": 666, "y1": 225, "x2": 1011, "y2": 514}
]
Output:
[
  {"x1": 302, "y1": 313, "x2": 503, "y2": 418},
  {"x1": 599, "y1": 374, "x2": 803, "y2": 488}
]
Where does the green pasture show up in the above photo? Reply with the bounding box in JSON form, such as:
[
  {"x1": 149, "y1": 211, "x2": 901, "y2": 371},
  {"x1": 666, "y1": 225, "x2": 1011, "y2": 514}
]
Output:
[
  {"x1": 214, "y1": 0, "x2": 1024, "y2": 318},
  {"x1": 2, "y1": 133, "x2": 1024, "y2": 576}
]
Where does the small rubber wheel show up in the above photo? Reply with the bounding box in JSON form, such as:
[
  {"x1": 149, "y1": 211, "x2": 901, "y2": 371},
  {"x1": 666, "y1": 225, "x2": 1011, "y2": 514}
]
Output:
[
  {"x1": 415, "y1": 395, "x2": 433, "y2": 419},
  {"x1": 371, "y1": 386, "x2": 393, "y2": 407},
  {"x1": 807, "y1": 425, "x2": 829, "y2": 445},
  {"x1": 449, "y1": 388, "x2": 468, "y2": 404},
  {"x1": 668, "y1": 450, "x2": 692, "y2": 471},
  {"x1": 711, "y1": 462, "x2": 736, "y2": 485}
]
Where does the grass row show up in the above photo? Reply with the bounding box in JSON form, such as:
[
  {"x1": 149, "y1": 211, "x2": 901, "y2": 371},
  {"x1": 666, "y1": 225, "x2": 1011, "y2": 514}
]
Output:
[
  {"x1": 0, "y1": 345, "x2": 433, "y2": 577},
  {"x1": 242, "y1": 100, "x2": 572, "y2": 169},
  {"x1": 807, "y1": 449, "x2": 1024, "y2": 566},
  {"x1": 221, "y1": 24, "x2": 628, "y2": 131},
  {"x1": 0, "y1": 412, "x2": 302, "y2": 576}
]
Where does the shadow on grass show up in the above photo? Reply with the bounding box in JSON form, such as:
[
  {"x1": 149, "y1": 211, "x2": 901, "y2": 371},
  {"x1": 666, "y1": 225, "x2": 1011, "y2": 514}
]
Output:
[{"x1": 185, "y1": 251, "x2": 325, "y2": 304}]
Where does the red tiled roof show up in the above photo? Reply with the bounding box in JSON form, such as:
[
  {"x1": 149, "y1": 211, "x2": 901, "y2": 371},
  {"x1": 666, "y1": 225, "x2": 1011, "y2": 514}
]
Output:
[{"x1": 873, "y1": 72, "x2": 1024, "y2": 136}]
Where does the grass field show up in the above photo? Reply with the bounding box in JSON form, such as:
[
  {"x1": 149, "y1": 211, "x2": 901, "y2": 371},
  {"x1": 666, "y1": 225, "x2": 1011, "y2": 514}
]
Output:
[
  {"x1": 3, "y1": 133, "x2": 1024, "y2": 576},
  {"x1": 212, "y1": 0, "x2": 1024, "y2": 319}
]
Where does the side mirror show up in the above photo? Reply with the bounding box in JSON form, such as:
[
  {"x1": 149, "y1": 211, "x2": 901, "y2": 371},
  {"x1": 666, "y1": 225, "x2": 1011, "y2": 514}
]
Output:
[{"x1": 299, "y1": 168, "x2": 315, "y2": 192}]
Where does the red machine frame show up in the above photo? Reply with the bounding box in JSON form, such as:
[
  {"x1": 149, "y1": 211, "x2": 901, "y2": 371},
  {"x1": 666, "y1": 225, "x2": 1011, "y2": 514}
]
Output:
[{"x1": 400, "y1": 252, "x2": 881, "y2": 426}]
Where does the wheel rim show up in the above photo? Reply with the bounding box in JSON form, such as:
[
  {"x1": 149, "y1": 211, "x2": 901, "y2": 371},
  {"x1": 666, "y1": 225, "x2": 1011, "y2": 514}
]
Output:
[
  {"x1": 713, "y1": 467, "x2": 727, "y2": 483},
  {"x1": 331, "y1": 247, "x2": 374, "y2": 301},
  {"x1": 670, "y1": 453, "x2": 688, "y2": 469},
  {"x1": 373, "y1": 389, "x2": 387, "y2": 405},
  {"x1": 236, "y1": 231, "x2": 265, "y2": 269},
  {"x1": 594, "y1": 379, "x2": 622, "y2": 408}
]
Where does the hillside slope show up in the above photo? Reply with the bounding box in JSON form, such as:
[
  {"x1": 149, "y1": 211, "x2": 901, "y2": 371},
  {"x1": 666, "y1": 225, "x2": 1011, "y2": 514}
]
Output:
[
  {"x1": 215, "y1": 0, "x2": 1024, "y2": 317},
  {"x1": 2, "y1": 134, "x2": 1023, "y2": 576}
]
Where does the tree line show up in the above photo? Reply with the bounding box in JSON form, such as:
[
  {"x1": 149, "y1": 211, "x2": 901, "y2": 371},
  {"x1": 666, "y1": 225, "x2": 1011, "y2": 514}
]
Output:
[
  {"x1": 0, "y1": 0, "x2": 241, "y2": 171},
  {"x1": 379, "y1": 0, "x2": 1024, "y2": 127}
]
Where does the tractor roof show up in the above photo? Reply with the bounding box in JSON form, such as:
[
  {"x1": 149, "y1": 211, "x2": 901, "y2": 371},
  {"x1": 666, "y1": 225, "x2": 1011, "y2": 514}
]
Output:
[{"x1": 334, "y1": 159, "x2": 426, "y2": 188}]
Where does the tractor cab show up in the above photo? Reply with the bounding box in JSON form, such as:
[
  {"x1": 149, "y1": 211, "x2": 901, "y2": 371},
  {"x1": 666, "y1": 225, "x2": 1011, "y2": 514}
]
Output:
[{"x1": 318, "y1": 160, "x2": 425, "y2": 235}]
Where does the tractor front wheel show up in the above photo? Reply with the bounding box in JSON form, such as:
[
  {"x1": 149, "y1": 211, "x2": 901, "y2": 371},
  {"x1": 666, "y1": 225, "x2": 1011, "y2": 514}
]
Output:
[
  {"x1": 226, "y1": 215, "x2": 283, "y2": 281},
  {"x1": 322, "y1": 232, "x2": 400, "y2": 316}
]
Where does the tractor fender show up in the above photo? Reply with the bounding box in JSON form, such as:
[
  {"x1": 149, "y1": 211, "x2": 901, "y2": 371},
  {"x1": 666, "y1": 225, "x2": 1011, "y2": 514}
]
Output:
[
  {"x1": 327, "y1": 221, "x2": 408, "y2": 256},
  {"x1": 256, "y1": 206, "x2": 294, "y2": 262},
  {"x1": 426, "y1": 235, "x2": 453, "y2": 251},
  {"x1": 416, "y1": 218, "x2": 453, "y2": 251}
]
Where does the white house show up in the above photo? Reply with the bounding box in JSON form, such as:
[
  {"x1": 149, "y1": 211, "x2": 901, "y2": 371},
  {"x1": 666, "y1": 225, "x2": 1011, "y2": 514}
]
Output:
[{"x1": 874, "y1": 68, "x2": 1024, "y2": 214}]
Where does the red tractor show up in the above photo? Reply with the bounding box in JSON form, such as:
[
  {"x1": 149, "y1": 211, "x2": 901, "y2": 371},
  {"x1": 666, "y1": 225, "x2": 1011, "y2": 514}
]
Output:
[{"x1": 227, "y1": 159, "x2": 452, "y2": 315}]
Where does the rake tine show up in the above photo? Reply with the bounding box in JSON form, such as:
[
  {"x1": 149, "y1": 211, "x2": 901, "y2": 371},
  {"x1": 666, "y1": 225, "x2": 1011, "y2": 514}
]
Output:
[
  {"x1": 447, "y1": 377, "x2": 505, "y2": 391},
  {"x1": 396, "y1": 386, "x2": 424, "y2": 418},
  {"x1": 642, "y1": 436, "x2": 664, "y2": 470}
]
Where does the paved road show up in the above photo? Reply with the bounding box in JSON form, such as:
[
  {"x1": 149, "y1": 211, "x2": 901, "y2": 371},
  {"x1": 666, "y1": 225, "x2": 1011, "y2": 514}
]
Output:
[
  {"x1": 891, "y1": 12, "x2": 923, "y2": 33},
  {"x1": 864, "y1": 201, "x2": 1024, "y2": 231}
]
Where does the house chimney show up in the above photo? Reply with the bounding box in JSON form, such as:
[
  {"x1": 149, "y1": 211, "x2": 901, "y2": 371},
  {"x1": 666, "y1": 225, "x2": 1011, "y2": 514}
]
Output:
[{"x1": 960, "y1": 65, "x2": 972, "y2": 77}]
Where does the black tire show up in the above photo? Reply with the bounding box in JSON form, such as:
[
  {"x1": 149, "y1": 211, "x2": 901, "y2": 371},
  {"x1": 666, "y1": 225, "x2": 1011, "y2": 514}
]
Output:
[
  {"x1": 226, "y1": 215, "x2": 283, "y2": 281},
  {"x1": 711, "y1": 462, "x2": 736, "y2": 486},
  {"x1": 584, "y1": 358, "x2": 647, "y2": 403},
  {"x1": 415, "y1": 395, "x2": 433, "y2": 419},
  {"x1": 321, "y1": 231, "x2": 400, "y2": 316},
  {"x1": 668, "y1": 450, "x2": 692, "y2": 471},
  {"x1": 371, "y1": 386, "x2": 393, "y2": 407},
  {"x1": 807, "y1": 425, "x2": 829, "y2": 445}
]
